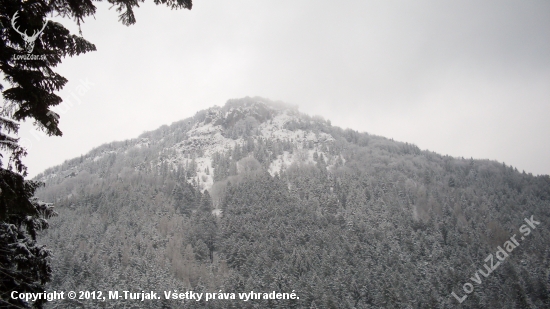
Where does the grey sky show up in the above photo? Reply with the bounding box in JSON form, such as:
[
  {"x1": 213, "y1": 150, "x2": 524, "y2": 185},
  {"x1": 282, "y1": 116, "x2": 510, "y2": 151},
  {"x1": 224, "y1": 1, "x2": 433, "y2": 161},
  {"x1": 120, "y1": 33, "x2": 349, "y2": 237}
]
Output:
[{"x1": 18, "y1": 0, "x2": 550, "y2": 177}]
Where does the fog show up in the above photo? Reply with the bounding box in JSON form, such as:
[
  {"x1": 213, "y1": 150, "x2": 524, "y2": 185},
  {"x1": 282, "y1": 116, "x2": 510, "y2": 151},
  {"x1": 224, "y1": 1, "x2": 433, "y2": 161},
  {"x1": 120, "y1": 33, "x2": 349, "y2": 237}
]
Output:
[{"x1": 18, "y1": 0, "x2": 550, "y2": 177}]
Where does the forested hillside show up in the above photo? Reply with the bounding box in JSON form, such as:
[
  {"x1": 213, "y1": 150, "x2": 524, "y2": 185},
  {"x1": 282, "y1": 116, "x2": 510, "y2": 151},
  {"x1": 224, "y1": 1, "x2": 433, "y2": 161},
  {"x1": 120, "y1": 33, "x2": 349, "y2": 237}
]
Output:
[{"x1": 36, "y1": 97, "x2": 550, "y2": 308}]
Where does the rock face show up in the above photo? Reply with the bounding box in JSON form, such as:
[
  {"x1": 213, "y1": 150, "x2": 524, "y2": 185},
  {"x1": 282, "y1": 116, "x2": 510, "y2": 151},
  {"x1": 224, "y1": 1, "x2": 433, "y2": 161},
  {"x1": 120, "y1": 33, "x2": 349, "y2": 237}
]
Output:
[{"x1": 166, "y1": 98, "x2": 337, "y2": 191}]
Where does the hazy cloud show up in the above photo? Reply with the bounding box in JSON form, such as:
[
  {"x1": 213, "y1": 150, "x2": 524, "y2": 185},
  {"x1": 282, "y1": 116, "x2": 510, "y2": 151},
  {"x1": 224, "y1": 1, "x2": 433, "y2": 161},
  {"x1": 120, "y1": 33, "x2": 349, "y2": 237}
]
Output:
[{"x1": 19, "y1": 0, "x2": 550, "y2": 176}]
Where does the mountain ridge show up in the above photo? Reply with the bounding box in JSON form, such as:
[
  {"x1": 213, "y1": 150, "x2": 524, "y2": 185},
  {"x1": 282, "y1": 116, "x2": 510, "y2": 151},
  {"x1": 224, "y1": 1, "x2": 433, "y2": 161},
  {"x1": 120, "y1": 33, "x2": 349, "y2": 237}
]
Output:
[
  {"x1": 35, "y1": 97, "x2": 352, "y2": 189},
  {"x1": 34, "y1": 96, "x2": 550, "y2": 308}
]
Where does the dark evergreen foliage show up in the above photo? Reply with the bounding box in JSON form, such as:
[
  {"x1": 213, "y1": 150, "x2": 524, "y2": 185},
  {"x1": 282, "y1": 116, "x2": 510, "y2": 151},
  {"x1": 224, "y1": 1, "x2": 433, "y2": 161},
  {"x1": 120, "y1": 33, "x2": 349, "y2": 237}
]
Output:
[
  {"x1": 0, "y1": 115, "x2": 57, "y2": 309},
  {"x1": 1, "y1": 0, "x2": 192, "y2": 307}
]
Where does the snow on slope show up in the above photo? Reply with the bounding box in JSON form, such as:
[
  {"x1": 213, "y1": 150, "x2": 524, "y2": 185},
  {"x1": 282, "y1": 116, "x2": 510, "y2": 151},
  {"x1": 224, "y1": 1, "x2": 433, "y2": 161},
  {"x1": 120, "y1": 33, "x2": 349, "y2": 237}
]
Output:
[
  {"x1": 162, "y1": 101, "x2": 339, "y2": 191},
  {"x1": 36, "y1": 99, "x2": 342, "y2": 192}
]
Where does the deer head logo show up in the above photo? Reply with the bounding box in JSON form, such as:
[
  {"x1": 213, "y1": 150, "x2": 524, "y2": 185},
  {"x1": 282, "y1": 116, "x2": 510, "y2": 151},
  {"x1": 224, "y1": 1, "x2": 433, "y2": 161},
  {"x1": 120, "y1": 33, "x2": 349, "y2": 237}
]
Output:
[{"x1": 11, "y1": 11, "x2": 49, "y2": 53}]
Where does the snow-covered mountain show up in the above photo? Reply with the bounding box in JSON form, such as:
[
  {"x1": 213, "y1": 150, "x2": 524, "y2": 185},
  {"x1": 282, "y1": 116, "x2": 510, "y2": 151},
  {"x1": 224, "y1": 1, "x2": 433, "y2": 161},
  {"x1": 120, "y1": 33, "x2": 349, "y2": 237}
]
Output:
[
  {"x1": 36, "y1": 97, "x2": 342, "y2": 192},
  {"x1": 33, "y1": 96, "x2": 550, "y2": 309}
]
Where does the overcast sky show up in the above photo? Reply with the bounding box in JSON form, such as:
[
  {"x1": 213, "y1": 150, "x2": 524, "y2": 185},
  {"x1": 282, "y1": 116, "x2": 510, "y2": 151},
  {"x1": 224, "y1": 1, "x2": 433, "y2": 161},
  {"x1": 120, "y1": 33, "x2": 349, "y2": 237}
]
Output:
[{"x1": 18, "y1": 0, "x2": 550, "y2": 178}]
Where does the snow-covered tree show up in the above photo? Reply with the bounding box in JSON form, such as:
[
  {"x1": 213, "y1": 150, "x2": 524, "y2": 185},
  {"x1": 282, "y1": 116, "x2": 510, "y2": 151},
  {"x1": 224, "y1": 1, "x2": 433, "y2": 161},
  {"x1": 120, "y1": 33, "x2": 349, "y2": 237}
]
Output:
[{"x1": 0, "y1": 116, "x2": 57, "y2": 308}]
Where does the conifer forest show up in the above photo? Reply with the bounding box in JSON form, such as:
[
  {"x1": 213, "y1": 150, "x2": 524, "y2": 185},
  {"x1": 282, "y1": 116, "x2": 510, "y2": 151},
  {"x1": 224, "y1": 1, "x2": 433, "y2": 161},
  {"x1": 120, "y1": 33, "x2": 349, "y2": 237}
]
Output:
[{"x1": 28, "y1": 98, "x2": 550, "y2": 308}]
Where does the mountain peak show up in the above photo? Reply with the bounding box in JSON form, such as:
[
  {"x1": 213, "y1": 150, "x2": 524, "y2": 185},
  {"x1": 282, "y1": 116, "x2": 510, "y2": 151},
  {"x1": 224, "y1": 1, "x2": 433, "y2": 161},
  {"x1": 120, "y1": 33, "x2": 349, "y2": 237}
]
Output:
[
  {"x1": 35, "y1": 97, "x2": 337, "y2": 192},
  {"x1": 172, "y1": 97, "x2": 336, "y2": 191},
  {"x1": 192, "y1": 96, "x2": 298, "y2": 130}
]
